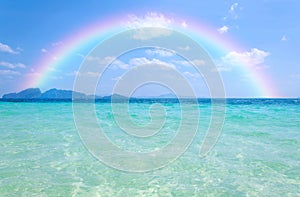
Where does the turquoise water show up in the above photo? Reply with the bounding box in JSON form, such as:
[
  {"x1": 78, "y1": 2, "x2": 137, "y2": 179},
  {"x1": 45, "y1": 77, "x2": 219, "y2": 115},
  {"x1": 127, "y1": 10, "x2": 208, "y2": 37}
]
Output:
[{"x1": 0, "y1": 100, "x2": 299, "y2": 196}]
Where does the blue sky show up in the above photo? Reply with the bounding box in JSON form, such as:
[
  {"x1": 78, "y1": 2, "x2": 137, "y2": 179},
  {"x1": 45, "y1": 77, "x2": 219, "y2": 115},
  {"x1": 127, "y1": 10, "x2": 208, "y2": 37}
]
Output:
[{"x1": 0, "y1": 0, "x2": 299, "y2": 97}]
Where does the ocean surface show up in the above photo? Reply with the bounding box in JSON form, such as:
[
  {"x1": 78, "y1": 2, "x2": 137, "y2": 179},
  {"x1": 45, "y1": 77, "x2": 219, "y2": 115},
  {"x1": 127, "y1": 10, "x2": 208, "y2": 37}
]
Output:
[{"x1": 0, "y1": 99, "x2": 299, "y2": 196}]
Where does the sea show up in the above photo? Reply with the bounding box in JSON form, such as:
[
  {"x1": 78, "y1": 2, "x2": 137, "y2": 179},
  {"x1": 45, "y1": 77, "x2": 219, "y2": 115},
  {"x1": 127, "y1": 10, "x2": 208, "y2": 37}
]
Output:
[{"x1": 0, "y1": 99, "x2": 299, "y2": 196}]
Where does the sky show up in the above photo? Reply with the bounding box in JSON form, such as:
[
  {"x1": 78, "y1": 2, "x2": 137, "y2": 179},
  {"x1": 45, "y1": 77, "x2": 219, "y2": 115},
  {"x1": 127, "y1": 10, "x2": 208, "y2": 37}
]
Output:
[{"x1": 0, "y1": 0, "x2": 299, "y2": 98}]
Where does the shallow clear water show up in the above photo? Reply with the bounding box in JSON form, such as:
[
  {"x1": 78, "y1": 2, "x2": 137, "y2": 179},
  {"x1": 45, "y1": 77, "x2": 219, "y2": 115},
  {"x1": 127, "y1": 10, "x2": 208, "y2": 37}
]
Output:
[{"x1": 0, "y1": 99, "x2": 299, "y2": 196}]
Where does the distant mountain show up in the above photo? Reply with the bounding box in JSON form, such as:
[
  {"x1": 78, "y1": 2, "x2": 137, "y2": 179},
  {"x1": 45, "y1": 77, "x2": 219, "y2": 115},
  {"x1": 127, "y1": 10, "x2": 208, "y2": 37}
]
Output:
[
  {"x1": 40, "y1": 88, "x2": 86, "y2": 99},
  {"x1": 1, "y1": 88, "x2": 195, "y2": 101},
  {"x1": 1, "y1": 88, "x2": 128, "y2": 101},
  {"x1": 2, "y1": 88, "x2": 41, "y2": 99},
  {"x1": 2, "y1": 88, "x2": 88, "y2": 100}
]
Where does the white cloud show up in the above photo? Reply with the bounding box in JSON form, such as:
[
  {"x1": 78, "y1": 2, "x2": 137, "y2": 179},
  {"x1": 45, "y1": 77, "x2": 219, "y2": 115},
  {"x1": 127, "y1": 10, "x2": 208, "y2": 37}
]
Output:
[
  {"x1": 26, "y1": 72, "x2": 42, "y2": 78},
  {"x1": 183, "y1": 71, "x2": 201, "y2": 79},
  {"x1": 66, "y1": 71, "x2": 76, "y2": 76},
  {"x1": 128, "y1": 12, "x2": 172, "y2": 28},
  {"x1": 112, "y1": 76, "x2": 122, "y2": 81},
  {"x1": 222, "y1": 48, "x2": 270, "y2": 69},
  {"x1": 221, "y1": 2, "x2": 240, "y2": 33},
  {"x1": 172, "y1": 60, "x2": 189, "y2": 66},
  {"x1": 191, "y1": 59, "x2": 206, "y2": 66},
  {"x1": 88, "y1": 56, "x2": 176, "y2": 70},
  {"x1": 230, "y1": 3, "x2": 238, "y2": 13},
  {"x1": 211, "y1": 65, "x2": 232, "y2": 72},
  {"x1": 145, "y1": 48, "x2": 175, "y2": 57},
  {"x1": 0, "y1": 61, "x2": 26, "y2": 69},
  {"x1": 177, "y1": 46, "x2": 190, "y2": 51},
  {"x1": 113, "y1": 59, "x2": 129, "y2": 69},
  {"x1": 16, "y1": 63, "x2": 26, "y2": 68},
  {"x1": 65, "y1": 70, "x2": 99, "y2": 78},
  {"x1": 229, "y1": 3, "x2": 239, "y2": 19},
  {"x1": 128, "y1": 13, "x2": 173, "y2": 40},
  {"x1": 0, "y1": 42, "x2": 18, "y2": 54},
  {"x1": 51, "y1": 41, "x2": 63, "y2": 46},
  {"x1": 16, "y1": 47, "x2": 23, "y2": 52},
  {"x1": 76, "y1": 53, "x2": 85, "y2": 58},
  {"x1": 218, "y1": 25, "x2": 229, "y2": 34},
  {"x1": 80, "y1": 71, "x2": 99, "y2": 77},
  {"x1": 129, "y1": 57, "x2": 175, "y2": 69},
  {"x1": 46, "y1": 66, "x2": 56, "y2": 72},
  {"x1": 223, "y1": 2, "x2": 240, "y2": 21},
  {"x1": 86, "y1": 56, "x2": 115, "y2": 64},
  {"x1": 0, "y1": 69, "x2": 20, "y2": 75},
  {"x1": 86, "y1": 56, "x2": 129, "y2": 69},
  {"x1": 132, "y1": 28, "x2": 172, "y2": 41},
  {"x1": 49, "y1": 76, "x2": 63, "y2": 80},
  {"x1": 41, "y1": 48, "x2": 47, "y2": 53},
  {"x1": 281, "y1": 35, "x2": 287, "y2": 41},
  {"x1": 173, "y1": 59, "x2": 205, "y2": 67},
  {"x1": 181, "y1": 21, "x2": 188, "y2": 28}
]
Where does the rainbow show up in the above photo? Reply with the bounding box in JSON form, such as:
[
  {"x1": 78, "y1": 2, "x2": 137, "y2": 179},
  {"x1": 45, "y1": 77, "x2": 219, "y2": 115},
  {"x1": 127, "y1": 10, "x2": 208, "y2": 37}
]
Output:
[{"x1": 25, "y1": 14, "x2": 279, "y2": 98}]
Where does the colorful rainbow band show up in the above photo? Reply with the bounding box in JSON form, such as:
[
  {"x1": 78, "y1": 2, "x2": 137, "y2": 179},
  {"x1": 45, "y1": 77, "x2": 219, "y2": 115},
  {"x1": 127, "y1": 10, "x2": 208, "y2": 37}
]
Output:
[{"x1": 25, "y1": 14, "x2": 279, "y2": 98}]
